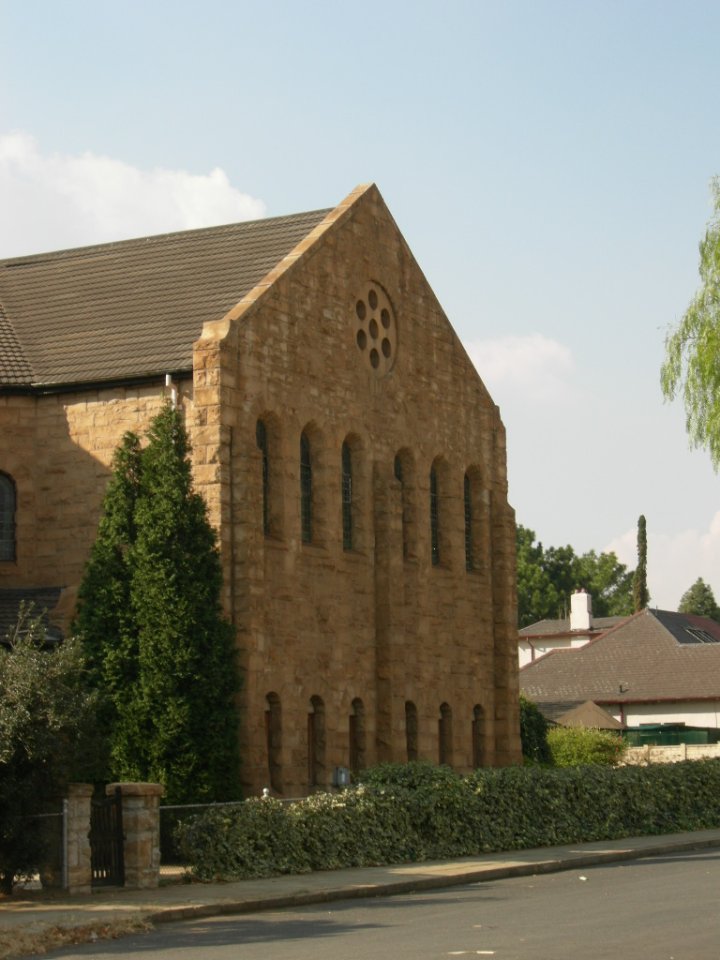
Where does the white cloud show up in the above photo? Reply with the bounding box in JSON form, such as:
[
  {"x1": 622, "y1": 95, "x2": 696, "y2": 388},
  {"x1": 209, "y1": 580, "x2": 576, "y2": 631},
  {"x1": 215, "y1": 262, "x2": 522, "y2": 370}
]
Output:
[
  {"x1": 605, "y1": 513, "x2": 720, "y2": 611},
  {"x1": 466, "y1": 333, "x2": 576, "y2": 405},
  {"x1": 0, "y1": 132, "x2": 266, "y2": 257}
]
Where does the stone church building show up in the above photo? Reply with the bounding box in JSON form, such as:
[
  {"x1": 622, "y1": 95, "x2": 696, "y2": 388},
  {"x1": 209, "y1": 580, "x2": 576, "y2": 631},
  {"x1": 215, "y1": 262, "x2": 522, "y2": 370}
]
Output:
[{"x1": 0, "y1": 183, "x2": 521, "y2": 795}]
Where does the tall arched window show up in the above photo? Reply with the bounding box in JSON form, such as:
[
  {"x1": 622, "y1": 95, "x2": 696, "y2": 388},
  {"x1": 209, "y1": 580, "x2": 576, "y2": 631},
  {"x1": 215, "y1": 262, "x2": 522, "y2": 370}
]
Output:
[
  {"x1": 464, "y1": 473, "x2": 474, "y2": 572},
  {"x1": 430, "y1": 465, "x2": 440, "y2": 566},
  {"x1": 308, "y1": 695, "x2": 326, "y2": 789},
  {"x1": 0, "y1": 473, "x2": 16, "y2": 562},
  {"x1": 300, "y1": 431, "x2": 312, "y2": 543},
  {"x1": 265, "y1": 692, "x2": 283, "y2": 793},
  {"x1": 405, "y1": 700, "x2": 418, "y2": 761},
  {"x1": 341, "y1": 441, "x2": 353, "y2": 551},
  {"x1": 472, "y1": 704, "x2": 485, "y2": 768},
  {"x1": 394, "y1": 455, "x2": 408, "y2": 560},
  {"x1": 349, "y1": 698, "x2": 366, "y2": 775},
  {"x1": 256, "y1": 420, "x2": 270, "y2": 536},
  {"x1": 438, "y1": 702, "x2": 453, "y2": 767}
]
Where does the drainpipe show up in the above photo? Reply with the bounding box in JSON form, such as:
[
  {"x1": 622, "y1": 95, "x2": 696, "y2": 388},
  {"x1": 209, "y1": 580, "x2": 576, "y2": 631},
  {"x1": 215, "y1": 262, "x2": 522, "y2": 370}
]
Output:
[{"x1": 164, "y1": 373, "x2": 177, "y2": 408}]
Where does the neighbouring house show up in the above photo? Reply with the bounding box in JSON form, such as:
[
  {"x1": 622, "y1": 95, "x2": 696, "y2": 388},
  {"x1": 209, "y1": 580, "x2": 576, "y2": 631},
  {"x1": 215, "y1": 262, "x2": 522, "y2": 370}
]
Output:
[
  {"x1": 520, "y1": 607, "x2": 720, "y2": 729},
  {"x1": 518, "y1": 589, "x2": 626, "y2": 667},
  {"x1": 0, "y1": 182, "x2": 521, "y2": 795}
]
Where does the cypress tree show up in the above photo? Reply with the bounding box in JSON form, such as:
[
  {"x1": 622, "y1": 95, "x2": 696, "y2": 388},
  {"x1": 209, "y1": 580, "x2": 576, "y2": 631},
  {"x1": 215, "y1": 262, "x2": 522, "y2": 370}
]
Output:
[
  {"x1": 75, "y1": 404, "x2": 240, "y2": 801},
  {"x1": 131, "y1": 404, "x2": 240, "y2": 802},
  {"x1": 632, "y1": 514, "x2": 649, "y2": 612}
]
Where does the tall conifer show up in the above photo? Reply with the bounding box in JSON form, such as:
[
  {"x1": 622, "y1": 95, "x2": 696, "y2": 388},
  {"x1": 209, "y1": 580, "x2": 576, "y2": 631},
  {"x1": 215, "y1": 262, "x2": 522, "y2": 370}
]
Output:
[
  {"x1": 75, "y1": 404, "x2": 240, "y2": 801},
  {"x1": 632, "y1": 514, "x2": 649, "y2": 611}
]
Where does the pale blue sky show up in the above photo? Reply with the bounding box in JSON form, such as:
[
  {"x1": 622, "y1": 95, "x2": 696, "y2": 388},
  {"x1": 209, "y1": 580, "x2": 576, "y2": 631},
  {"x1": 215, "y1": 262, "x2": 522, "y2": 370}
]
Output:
[{"x1": 3, "y1": 0, "x2": 720, "y2": 606}]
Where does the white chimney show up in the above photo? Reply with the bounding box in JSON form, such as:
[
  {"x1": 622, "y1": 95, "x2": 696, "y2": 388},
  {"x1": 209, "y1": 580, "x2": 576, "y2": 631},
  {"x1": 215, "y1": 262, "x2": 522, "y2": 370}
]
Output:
[{"x1": 570, "y1": 590, "x2": 592, "y2": 631}]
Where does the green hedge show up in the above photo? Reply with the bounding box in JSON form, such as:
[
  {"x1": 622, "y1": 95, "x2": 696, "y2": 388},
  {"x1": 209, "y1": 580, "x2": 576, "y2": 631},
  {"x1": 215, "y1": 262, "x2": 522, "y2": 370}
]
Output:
[
  {"x1": 175, "y1": 760, "x2": 720, "y2": 882},
  {"x1": 547, "y1": 726, "x2": 627, "y2": 766}
]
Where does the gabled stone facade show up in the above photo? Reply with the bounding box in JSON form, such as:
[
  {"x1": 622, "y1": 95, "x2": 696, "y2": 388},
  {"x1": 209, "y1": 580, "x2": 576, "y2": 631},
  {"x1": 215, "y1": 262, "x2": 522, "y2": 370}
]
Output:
[{"x1": 0, "y1": 183, "x2": 521, "y2": 795}]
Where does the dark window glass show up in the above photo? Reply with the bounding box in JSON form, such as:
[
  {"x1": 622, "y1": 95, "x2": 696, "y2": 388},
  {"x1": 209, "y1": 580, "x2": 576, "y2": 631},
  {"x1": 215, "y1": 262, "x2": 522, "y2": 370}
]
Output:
[
  {"x1": 0, "y1": 474, "x2": 16, "y2": 562},
  {"x1": 342, "y1": 442, "x2": 353, "y2": 551},
  {"x1": 405, "y1": 700, "x2": 418, "y2": 761},
  {"x1": 256, "y1": 420, "x2": 269, "y2": 536},
  {"x1": 430, "y1": 466, "x2": 439, "y2": 566},
  {"x1": 464, "y1": 473, "x2": 474, "y2": 572},
  {"x1": 300, "y1": 432, "x2": 312, "y2": 543}
]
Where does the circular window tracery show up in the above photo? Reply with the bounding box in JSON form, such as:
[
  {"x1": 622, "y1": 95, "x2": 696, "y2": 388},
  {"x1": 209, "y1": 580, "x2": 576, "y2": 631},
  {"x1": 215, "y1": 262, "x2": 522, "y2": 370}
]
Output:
[{"x1": 354, "y1": 282, "x2": 396, "y2": 377}]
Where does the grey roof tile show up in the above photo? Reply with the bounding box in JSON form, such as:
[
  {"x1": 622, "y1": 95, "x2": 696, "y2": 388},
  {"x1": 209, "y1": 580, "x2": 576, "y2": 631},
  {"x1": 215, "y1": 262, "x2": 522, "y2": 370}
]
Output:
[
  {"x1": 0, "y1": 209, "x2": 331, "y2": 388},
  {"x1": 520, "y1": 609, "x2": 720, "y2": 704}
]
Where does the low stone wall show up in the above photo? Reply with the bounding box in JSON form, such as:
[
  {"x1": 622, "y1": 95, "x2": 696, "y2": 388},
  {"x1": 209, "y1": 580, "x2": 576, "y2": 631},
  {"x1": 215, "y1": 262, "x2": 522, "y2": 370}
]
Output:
[{"x1": 624, "y1": 742, "x2": 720, "y2": 765}]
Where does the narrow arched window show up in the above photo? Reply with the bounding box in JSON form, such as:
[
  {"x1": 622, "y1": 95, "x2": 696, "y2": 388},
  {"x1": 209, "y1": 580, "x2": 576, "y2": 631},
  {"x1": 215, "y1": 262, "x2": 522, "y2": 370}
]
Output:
[
  {"x1": 308, "y1": 695, "x2": 326, "y2": 789},
  {"x1": 300, "y1": 432, "x2": 312, "y2": 544},
  {"x1": 394, "y1": 455, "x2": 408, "y2": 560},
  {"x1": 349, "y1": 698, "x2": 366, "y2": 775},
  {"x1": 464, "y1": 473, "x2": 474, "y2": 572},
  {"x1": 0, "y1": 473, "x2": 16, "y2": 562},
  {"x1": 405, "y1": 700, "x2": 418, "y2": 761},
  {"x1": 256, "y1": 420, "x2": 269, "y2": 536},
  {"x1": 438, "y1": 702, "x2": 453, "y2": 766},
  {"x1": 430, "y1": 465, "x2": 440, "y2": 566},
  {"x1": 342, "y1": 442, "x2": 353, "y2": 551},
  {"x1": 265, "y1": 692, "x2": 283, "y2": 793},
  {"x1": 472, "y1": 704, "x2": 485, "y2": 768}
]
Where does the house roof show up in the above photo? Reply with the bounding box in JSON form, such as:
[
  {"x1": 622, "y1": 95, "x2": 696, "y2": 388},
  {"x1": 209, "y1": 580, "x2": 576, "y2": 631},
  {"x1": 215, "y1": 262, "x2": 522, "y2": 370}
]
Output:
[
  {"x1": 519, "y1": 615, "x2": 625, "y2": 638},
  {"x1": 554, "y1": 700, "x2": 624, "y2": 730},
  {"x1": 0, "y1": 208, "x2": 330, "y2": 389},
  {"x1": 520, "y1": 608, "x2": 720, "y2": 706}
]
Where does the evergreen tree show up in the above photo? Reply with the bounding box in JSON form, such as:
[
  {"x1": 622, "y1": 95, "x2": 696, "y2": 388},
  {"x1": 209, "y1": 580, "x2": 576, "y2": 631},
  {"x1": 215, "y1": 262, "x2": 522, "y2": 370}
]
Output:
[
  {"x1": 75, "y1": 404, "x2": 240, "y2": 802},
  {"x1": 678, "y1": 577, "x2": 720, "y2": 622},
  {"x1": 632, "y1": 514, "x2": 649, "y2": 611}
]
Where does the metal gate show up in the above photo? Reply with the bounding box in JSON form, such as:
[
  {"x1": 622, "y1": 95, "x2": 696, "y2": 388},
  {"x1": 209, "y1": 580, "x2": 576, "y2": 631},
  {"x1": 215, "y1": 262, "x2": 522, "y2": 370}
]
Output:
[{"x1": 90, "y1": 787, "x2": 125, "y2": 886}]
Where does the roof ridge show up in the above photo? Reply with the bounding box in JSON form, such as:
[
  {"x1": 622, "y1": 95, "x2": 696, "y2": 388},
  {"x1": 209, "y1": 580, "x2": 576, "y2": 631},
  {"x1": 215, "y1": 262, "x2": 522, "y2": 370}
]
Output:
[{"x1": 0, "y1": 208, "x2": 333, "y2": 270}]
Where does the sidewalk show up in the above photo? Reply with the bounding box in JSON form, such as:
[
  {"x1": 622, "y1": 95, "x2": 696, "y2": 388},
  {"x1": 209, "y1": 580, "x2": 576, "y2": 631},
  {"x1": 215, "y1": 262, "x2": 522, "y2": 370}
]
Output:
[{"x1": 2, "y1": 828, "x2": 720, "y2": 959}]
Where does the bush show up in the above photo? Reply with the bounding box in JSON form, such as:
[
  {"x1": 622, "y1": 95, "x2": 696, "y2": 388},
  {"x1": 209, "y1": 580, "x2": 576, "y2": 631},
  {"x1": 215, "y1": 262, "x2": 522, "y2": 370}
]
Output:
[
  {"x1": 519, "y1": 695, "x2": 552, "y2": 764},
  {"x1": 176, "y1": 759, "x2": 720, "y2": 882},
  {"x1": 547, "y1": 726, "x2": 627, "y2": 766}
]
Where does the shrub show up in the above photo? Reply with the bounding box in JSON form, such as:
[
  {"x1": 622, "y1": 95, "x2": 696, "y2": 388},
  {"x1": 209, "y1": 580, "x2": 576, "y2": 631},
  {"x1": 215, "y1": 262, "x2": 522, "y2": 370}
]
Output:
[
  {"x1": 176, "y1": 759, "x2": 720, "y2": 883},
  {"x1": 519, "y1": 695, "x2": 552, "y2": 763},
  {"x1": 547, "y1": 726, "x2": 627, "y2": 766}
]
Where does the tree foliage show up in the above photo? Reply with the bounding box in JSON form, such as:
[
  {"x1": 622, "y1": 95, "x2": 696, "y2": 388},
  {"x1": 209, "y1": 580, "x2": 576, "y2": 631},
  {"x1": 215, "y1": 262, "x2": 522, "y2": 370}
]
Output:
[
  {"x1": 0, "y1": 605, "x2": 98, "y2": 893},
  {"x1": 678, "y1": 577, "x2": 720, "y2": 622},
  {"x1": 632, "y1": 514, "x2": 649, "y2": 611},
  {"x1": 74, "y1": 403, "x2": 241, "y2": 803},
  {"x1": 519, "y1": 694, "x2": 552, "y2": 764},
  {"x1": 516, "y1": 525, "x2": 634, "y2": 628},
  {"x1": 547, "y1": 726, "x2": 627, "y2": 767},
  {"x1": 661, "y1": 178, "x2": 720, "y2": 468}
]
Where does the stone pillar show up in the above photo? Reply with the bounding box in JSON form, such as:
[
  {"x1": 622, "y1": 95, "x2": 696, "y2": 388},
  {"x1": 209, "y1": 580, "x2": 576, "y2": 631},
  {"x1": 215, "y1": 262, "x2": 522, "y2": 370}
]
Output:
[
  {"x1": 107, "y1": 782, "x2": 164, "y2": 889},
  {"x1": 66, "y1": 783, "x2": 93, "y2": 895}
]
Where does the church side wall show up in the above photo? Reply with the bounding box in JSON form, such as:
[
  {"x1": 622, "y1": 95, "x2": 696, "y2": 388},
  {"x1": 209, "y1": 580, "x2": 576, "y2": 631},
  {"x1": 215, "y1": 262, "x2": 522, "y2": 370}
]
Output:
[
  {"x1": 194, "y1": 186, "x2": 521, "y2": 797},
  {"x1": 0, "y1": 385, "x2": 186, "y2": 601}
]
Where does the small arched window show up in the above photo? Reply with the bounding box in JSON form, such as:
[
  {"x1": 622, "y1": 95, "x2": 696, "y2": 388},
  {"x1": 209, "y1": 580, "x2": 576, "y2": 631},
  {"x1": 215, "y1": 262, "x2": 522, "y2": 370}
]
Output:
[
  {"x1": 265, "y1": 692, "x2": 283, "y2": 794},
  {"x1": 472, "y1": 704, "x2": 485, "y2": 768},
  {"x1": 405, "y1": 700, "x2": 418, "y2": 761},
  {"x1": 308, "y1": 695, "x2": 326, "y2": 789},
  {"x1": 300, "y1": 432, "x2": 313, "y2": 544},
  {"x1": 349, "y1": 698, "x2": 366, "y2": 775},
  {"x1": 438, "y1": 702, "x2": 453, "y2": 767},
  {"x1": 430, "y1": 465, "x2": 440, "y2": 566},
  {"x1": 342, "y1": 442, "x2": 353, "y2": 551},
  {"x1": 0, "y1": 473, "x2": 16, "y2": 562},
  {"x1": 256, "y1": 420, "x2": 270, "y2": 536},
  {"x1": 464, "y1": 473, "x2": 474, "y2": 572}
]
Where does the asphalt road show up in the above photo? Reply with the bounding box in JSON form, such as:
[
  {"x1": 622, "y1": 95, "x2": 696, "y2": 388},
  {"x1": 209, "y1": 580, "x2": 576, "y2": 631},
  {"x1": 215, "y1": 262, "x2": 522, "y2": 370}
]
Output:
[{"x1": 37, "y1": 848, "x2": 720, "y2": 960}]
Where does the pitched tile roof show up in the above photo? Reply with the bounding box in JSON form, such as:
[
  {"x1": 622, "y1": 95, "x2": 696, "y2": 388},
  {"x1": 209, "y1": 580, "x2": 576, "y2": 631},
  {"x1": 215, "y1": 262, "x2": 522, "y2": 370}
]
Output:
[
  {"x1": 0, "y1": 209, "x2": 331, "y2": 389},
  {"x1": 519, "y1": 615, "x2": 624, "y2": 637},
  {"x1": 520, "y1": 608, "x2": 720, "y2": 706}
]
